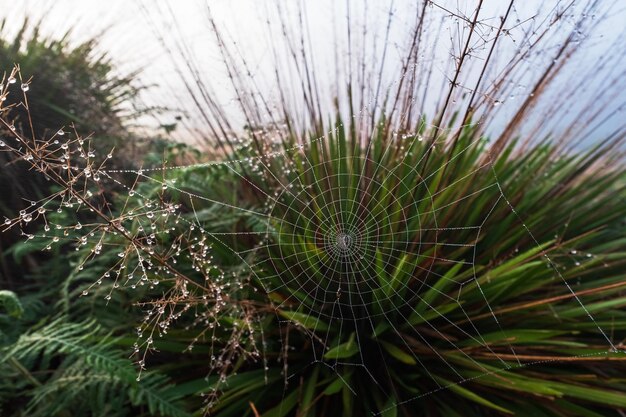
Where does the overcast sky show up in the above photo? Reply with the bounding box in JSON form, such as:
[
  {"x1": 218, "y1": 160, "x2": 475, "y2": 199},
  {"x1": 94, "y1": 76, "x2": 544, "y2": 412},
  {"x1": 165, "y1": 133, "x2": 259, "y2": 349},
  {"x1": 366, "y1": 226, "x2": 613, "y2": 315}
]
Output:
[{"x1": 1, "y1": 1, "x2": 625, "y2": 145}]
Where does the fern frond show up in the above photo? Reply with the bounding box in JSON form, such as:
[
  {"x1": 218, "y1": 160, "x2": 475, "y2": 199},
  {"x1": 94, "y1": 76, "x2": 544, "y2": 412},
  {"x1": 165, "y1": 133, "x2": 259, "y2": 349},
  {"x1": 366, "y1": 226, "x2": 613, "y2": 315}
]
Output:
[{"x1": 1, "y1": 319, "x2": 191, "y2": 417}]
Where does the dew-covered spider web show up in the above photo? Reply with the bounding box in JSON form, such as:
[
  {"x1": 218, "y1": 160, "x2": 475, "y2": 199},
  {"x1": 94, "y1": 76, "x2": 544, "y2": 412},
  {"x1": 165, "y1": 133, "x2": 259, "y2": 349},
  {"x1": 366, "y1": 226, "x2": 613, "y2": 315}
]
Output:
[{"x1": 92, "y1": 114, "x2": 620, "y2": 412}]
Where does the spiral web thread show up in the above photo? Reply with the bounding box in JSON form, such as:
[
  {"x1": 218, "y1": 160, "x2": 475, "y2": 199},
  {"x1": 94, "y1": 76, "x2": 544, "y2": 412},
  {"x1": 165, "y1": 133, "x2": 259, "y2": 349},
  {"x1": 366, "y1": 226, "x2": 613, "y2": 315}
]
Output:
[{"x1": 100, "y1": 113, "x2": 620, "y2": 412}]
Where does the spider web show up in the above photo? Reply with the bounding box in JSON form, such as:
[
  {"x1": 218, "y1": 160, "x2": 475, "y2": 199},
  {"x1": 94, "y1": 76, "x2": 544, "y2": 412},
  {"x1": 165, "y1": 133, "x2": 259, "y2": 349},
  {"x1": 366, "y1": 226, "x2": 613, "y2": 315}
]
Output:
[{"x1": 96, "y1": 112, "x2": 619, "y2": 412}]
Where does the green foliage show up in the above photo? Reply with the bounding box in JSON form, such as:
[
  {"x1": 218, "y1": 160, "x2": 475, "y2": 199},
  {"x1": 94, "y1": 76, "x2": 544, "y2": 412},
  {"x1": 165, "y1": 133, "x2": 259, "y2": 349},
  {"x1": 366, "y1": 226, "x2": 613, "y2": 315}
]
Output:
[
  {"x1": 0, "y1": 290, "x2": 23, "y2": 318},
  {"x1": 0, "y1": 319, "x2": 191, "y2": 417},
  {"x1": 0, "y1": 18, "x2": 139, "y2": 138}
]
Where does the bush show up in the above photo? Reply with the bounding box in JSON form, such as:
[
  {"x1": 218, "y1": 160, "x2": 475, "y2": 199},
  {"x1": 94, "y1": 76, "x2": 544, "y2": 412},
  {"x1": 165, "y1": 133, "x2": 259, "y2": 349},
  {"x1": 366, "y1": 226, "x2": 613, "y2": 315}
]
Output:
[{"x1": 0, "y1": 20, "x2": 146, "y2": 286}]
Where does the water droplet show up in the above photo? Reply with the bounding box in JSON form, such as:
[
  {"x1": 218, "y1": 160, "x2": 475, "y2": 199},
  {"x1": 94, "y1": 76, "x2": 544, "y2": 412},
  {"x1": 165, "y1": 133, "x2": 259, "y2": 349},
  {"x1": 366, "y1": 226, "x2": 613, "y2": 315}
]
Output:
[
  {"x1": 7, "y1": 76, "x2": 16, "y2": 84},
  {"x1": 57, "y1": 129, "x2": 65, "y2": 136},
  {"x1": 82, "y1": 290, "x2": 88, "y2": 296},
  {"x1": 20, "y1": 83, "x2": 29, "y2": 92}
]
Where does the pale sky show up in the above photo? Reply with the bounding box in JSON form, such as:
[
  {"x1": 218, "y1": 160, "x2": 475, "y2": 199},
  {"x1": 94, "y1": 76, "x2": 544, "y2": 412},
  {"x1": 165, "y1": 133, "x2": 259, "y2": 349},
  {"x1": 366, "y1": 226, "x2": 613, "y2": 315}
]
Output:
[{"x1": 1, "y1": 0, "x2": 625, "y2": 145}]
